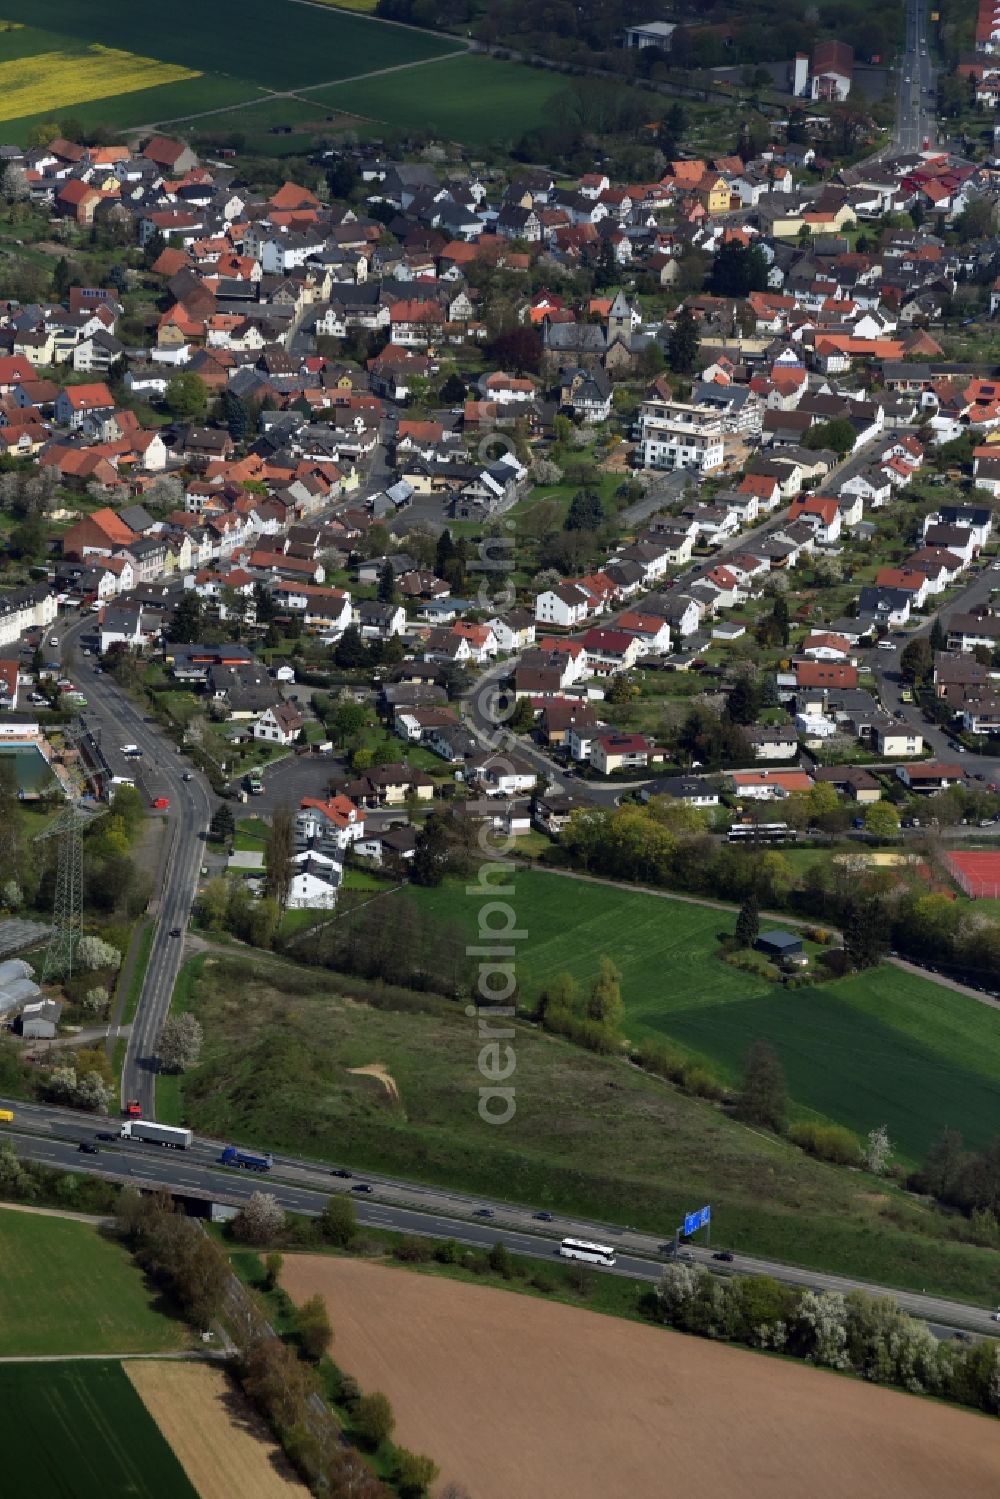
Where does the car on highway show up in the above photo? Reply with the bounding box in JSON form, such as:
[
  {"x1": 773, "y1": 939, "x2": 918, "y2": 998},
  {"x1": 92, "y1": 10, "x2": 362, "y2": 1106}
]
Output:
[
  {"x1": 533, "y1": 1211, "x2": 553, "y2": 1222},
  {"x1": 352, "y1": 1182, "x2": 374, "y2": 1194},
  {"x1": 169, "y1": 927, "x2": 182, "y2": 938},
  {"x1": 48, "y1": 636, "x2": 58, "y2": 646},
  {"x1": 331, "y1": 1167, "x2": 353, "y2": 1178},
  {"x1": 182, "y1": 772, "x2": 193, "y2": 781},
  {"x1": 474, "y1": 1207, "x2": 495, "y2": 1218},
  {"x1": 992, "y1": 1310, "x2": 1000, "y2": 1323},
  {"x1": 78, "y1": 1142, "x2": 99, "y2": 1154},
  {"x1": 712, "y1": 1250, "x2": 734, "y2": 1262}
]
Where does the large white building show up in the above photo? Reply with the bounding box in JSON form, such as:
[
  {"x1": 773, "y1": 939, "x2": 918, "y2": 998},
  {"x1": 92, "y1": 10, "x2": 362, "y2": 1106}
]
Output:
[
  {"x1": 623, "y1": 20, "x2": 676, "y2": 48},
  {"x1": 637, "y1": 397, "x2": 725, "y2": 474}
]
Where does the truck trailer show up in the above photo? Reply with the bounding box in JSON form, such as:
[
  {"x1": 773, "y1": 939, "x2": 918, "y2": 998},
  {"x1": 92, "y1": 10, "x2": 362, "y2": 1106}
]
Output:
[
  {"x1": 220, "y1": 1144, "x2": 273, "y2": 1171},
  {"x1": 120, "y1": 1120, "x2": 193, "y2": 1149}
]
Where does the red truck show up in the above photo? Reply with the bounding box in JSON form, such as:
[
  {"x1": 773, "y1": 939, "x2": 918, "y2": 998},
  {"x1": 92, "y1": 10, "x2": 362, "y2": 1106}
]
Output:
[
  {"x1": 152, "y1": 796, "x2": 170, "y2": 810},
  {"x1": 125, "y1": 1099, "x2": 142, "y2": 1117}
]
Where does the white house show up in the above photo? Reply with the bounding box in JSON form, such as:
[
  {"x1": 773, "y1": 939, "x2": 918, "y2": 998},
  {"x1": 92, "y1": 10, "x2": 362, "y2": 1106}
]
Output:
[{"x1": 253, "y1": 701, "x2": 304, "y2": 746}]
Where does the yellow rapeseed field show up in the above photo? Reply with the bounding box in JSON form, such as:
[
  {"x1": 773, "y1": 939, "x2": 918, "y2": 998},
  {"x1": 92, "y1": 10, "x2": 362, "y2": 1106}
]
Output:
[{"x1": 0, "y1": 44, "x2": 200, "y2": 122}]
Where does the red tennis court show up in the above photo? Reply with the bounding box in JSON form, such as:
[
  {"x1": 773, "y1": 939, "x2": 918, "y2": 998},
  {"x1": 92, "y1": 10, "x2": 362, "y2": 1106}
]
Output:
[{"x1": 945, "y1": 850, "x2": 1000, "y2": 898}]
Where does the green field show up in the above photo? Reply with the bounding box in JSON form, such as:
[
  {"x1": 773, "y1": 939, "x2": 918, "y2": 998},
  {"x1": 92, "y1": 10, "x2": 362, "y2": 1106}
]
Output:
[
  {"x1": 167, "y1": 950, "x2": 1000, "y2": 1302},
  {"x1": 0, "y1": 1361, "x2": 197, "y2": 1499},
  {"x1": 311, "y1": 53, "x2": 602, "y2": 147},
  {"x1": 0, "y1": 0, "x2": 461, "y2": 139},
  {"x1": 400, "y1": 870, "x2": 1000, "y2": 1163},
  {"x1": 0, "y1": 1208, "x2": 190, "y2": 1356}
]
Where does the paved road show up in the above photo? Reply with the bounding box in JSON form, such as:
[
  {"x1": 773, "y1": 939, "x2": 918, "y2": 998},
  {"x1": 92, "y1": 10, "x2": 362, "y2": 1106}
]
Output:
[
  {"x1": 2, "y1": 1108, "x2": 994, "y2": 1338},
  {"x1": 897, "y1": 0, "x2": 936, "y2": 153},
  {"x1": 60, "y1": 613, "x2": 215, "y2": 1115}
]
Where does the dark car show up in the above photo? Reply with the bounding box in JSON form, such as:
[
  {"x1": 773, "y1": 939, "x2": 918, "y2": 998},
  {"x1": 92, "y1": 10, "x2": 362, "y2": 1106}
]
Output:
[
  {"x1": 169, "y1": 927, "x2": 182, "y2": 938},
  {"x1": 474, "y1": 1207, "x2": 494, "y2": 1218},
  {"x1": 352, "y1": 1183, "x2": 374, "y2": 1194},
  {"x1": 78, "y1": 1142, "x2": 99, "y2": 1154},
  {"x1": 182, "y1": 772, "x2": 193, "y2": 782},
  {"x1": 533, "y1": 1211, "x2": 553, "y2": 1222},
  {"x1": 712, "y1": 1250, "x2": 734, "y2": 1262},
  {"x1": 331, "y1": 1168, "x2": 353, "y2": 1179}
]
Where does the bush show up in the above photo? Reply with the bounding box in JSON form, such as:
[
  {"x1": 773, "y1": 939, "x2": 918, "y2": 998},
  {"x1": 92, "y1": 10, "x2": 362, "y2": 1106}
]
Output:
[
  {"x1": 354, "y1": 1391, "x2": 395, "y2": 1449},
  {"x1": 681, "y1": 1064, "x2": 725, "y2": 1100},
  {"x1": 788, "y1": 1121, "x2": 862, "y2": 1166}
]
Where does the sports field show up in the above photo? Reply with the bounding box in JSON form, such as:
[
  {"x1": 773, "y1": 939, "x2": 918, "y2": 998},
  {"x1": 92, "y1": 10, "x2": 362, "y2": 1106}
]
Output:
[
  {"x1": 401, "y1": 870, "x2": 1000, "y2": 1160},
  {"x1": 0, "y1": 1361, "x2": 197, "y2": 1499},
  {"x1": 284, "y1": 1257, "x2": 1000, "y2": 1499},
  {"x1": 0, "y1": 1206, "x2": 190, "y2": 1355},
  {"x1": 0, "y1": 0, "x2": 461, "y2": 139}
]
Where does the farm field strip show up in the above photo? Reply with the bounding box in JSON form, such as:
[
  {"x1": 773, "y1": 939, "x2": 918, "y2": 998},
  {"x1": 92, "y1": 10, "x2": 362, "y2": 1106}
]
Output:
[
  {"x1": 0, "y1": 1361, "x2": 198, "y2": 1499},
  {"x1": 283, "y1": 1257, "x2": 1000, "y2": 1499},
  {"x1": 126, "y1": 1362, "x2": 309, "y2": 1499},
  {"x1": 0, "y1": 44, "x2": 199, "y2": 123},
  {"x1": 0, "y1": 1205, "x2": 191, "y2": 1357}
]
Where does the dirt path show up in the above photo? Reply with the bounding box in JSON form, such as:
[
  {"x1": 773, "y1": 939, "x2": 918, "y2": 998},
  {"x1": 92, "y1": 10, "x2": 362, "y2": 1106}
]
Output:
[{"x1": 0, "y1": 1201, "x2": 109, "y2": 1226}]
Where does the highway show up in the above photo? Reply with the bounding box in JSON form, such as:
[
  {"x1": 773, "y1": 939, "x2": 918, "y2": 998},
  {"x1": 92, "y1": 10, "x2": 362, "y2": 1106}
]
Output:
[
  {"x1": 60, "y1": 611, "x2": 215, "y2": 1115},
  {"x1": 3, "y1": 1098, "x2": 997, "y2": 1339},
  {"x1": 897, "y1": 0, "x2": 936, "y2": 153}
]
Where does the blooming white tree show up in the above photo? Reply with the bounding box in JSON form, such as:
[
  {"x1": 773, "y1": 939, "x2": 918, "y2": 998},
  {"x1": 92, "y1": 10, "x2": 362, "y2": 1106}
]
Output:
[
  {"x1": 232, "y1": 1192, "x2": 285, "y2": 1246},
  {"x1": 76, "y1": 936, "x2": 122, "y2": 972},
  {"x1": 794, "y1": 1289, "x2": 849, "y2": 1368},
  {"x1": 865, "y1": 1124, "x2": 893, "y2": 1176}
]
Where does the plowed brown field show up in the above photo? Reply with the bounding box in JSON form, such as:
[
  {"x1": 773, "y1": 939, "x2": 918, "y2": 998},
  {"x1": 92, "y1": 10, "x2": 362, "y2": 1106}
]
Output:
[
  {"x1": 282, "y1": 1256, "x2": 1000, "y2": 1499},
  {"x1": 126, "y1": 1362, "x2": 308, "y2": 1499}
]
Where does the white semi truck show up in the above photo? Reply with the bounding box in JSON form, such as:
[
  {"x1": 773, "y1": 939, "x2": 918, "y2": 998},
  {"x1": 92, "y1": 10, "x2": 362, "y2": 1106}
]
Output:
[{"x1": 119, "y1": 1120, "x2": 193, "y2": 1149}]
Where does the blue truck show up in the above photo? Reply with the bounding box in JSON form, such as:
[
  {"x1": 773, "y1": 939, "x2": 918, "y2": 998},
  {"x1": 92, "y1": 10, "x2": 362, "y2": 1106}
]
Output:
[{"x1": 220, "y1": 1144, "x2": 273, "y2": 1171}]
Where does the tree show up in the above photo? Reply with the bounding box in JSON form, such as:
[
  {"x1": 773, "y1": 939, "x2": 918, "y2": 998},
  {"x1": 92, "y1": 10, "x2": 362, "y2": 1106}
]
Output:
[
  {"x1": 329, "y1": 695, "x2": 367, "y2": 746},
  {"x1": 321, "y1": 1194, "x2": 357, "y2": 1247},
  {"x1": 164, "y1": 372, "x2": 208, "y2": 422},
  {"x1": 865, "y1": 1124, "x2": 893, "y2": 1176},
  {"x1": 734, "y1": 892, "x2": 759, "y2": 949},
  {"x1": 726, "y1": 673, "x2": 761, "y2": 726},
  {"x1": 930, "y1": 616, "x2": 947, "y2": 654},
  {"x1": 168, "y1": 591, "x2": 203, "y2": 644},
  {"x1": 804, "y1": 418, "x2": 856, "y2": 457},
  {"x1": 843, "y1": 895, "x2": 887, "y2": 971},
  {"x1": 737, "y1": 1039, "x2": 787, "y2": 1131},
  {"x1": 377, "y1": 559, "x2": 399, "y2": 604},
  {"x1": 231, "y1": 1191, "x2": 285, "y2": 1245},
  {"x1": 900, "y1": 636, "x2": 932, "y2": 684},
  {"x1": 265, "y1": 807, "x2": 294, "y2": 913},
  {"x1": 488, "y1": 1240, "x2": 513, "y2": 1278},
  {"x1": 709, "y1": 241, "x2": 769, "y2": 297},
  {"x1": 220, "y1": 387, "x2": 251, "y2": 444},
  {"x1": 297, "y1": 1293, "x2": 333, "y2": 1362},
  {"x1": 76, "y1": 935, "x2": 122, "y2": 972},
  {"x1": 564, "y1": 489, "x2": 604, "y2": 532},
  {"x1": 587, "y1": 955, "x2": 623, "y2": 1030},
  {"x1": 439, "y1": 371, "x2": 467, "y2": 404},
  {"x1": 82, "y1": 985, "x2": 110, "y2": 1018},
  {"x1": 335, "y1": 624, "x2": 369, "y2": 670},
  {"x1": 864, "y1": 801, "x2": 901, "y2": 839},
  {"x1": 0, "y1": 164, "x2": 28, "y2": 203},
  {"x1": 395, "y1": 1450, "x2": 439, "y2": 1498},
  {"x1": 667, "y1": 307, "x2": 699, "y2": 374},
  {"x1": 354, "y1": 1391, "x2": 395, "y2": 1448},
  {"x1": 158, "y1": 1013, "x2": 203, "y2": 1072},
  {"x1": 209, "y1": 804, "x2": 235, "y2": 843},
  {"x1": 411, "y1": 813, "x2": 451, "y2": 887},
  {"x1": 264, "y1": 1250, "x2": 283, "y2": 1290}
]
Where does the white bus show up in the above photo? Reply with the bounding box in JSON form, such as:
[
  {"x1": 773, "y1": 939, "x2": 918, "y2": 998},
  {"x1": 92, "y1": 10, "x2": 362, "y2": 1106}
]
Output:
[
  {"x1": 728, "y1": 822, "x2": 797, "y2": 844},
  {"x1": 558, "y1": 1237, "x2": 617, "y2": 1267}
]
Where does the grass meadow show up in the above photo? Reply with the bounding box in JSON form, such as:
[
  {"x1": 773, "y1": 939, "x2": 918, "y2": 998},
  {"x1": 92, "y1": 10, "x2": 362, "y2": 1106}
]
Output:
[
  {"x1": 0, "y1": 1361, "x2": 197, "y2": 1499},
  {"x1": 165, "y1": 950, "x2": 1000, "y2": 1302},
  {"x1": 0, "y1": 1207, "x2": 190, "y2": 1356},
  {"x1": 400, "y1": 870, "x2": 1000, "y2": 1163}
]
